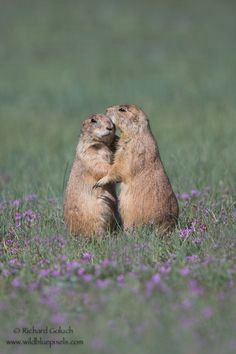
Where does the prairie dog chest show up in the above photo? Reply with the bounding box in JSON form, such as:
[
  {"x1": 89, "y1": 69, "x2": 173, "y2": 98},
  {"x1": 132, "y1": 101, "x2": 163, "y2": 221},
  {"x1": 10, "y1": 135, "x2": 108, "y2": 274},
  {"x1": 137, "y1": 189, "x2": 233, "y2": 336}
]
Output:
[
  {"x1": 117, "y1": 138, "x2": 144, "y2": 161},
  {"x1": 96, "y1": 146, "x2": 113, "y2": 163},
  {"x1": 116, "y1": 138, "x2": 132, "y2": 156}
]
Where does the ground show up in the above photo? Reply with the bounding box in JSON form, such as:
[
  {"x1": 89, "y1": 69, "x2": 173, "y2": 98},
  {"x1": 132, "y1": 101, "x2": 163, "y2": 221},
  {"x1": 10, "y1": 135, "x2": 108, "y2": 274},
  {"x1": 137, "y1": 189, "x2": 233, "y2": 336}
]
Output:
[{"x1": 0, "y1": 0, "x2": 235, "y2": 353}]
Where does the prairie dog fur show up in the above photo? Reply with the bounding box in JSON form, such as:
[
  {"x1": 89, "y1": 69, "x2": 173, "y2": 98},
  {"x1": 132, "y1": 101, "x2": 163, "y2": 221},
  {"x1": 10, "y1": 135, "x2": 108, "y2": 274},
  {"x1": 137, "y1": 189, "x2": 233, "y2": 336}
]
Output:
[
  {"x1": 64, "y1": 114, "x2": 119, "y2": 237},
  {"x1": 95, "y1": 104, "x2": 179, "y2": 234}
]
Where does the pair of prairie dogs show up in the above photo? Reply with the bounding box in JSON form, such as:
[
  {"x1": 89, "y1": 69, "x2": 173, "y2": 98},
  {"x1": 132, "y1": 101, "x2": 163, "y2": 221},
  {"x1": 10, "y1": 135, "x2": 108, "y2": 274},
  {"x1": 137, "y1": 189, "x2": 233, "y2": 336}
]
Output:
[{"x1": 64, "y1": 104, "x2": 179, "y2": 237}]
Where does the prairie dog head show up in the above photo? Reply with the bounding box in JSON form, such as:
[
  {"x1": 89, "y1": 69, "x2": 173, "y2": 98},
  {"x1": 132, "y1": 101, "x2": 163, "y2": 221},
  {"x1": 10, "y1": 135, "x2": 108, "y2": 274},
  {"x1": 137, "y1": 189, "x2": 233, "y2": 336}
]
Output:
[
  {"x1": 82, "y1": 114, "x2": 115, "y2": 145},
  {"x1": 105, "y1": 104, "x2": 149, "y2": 135}
]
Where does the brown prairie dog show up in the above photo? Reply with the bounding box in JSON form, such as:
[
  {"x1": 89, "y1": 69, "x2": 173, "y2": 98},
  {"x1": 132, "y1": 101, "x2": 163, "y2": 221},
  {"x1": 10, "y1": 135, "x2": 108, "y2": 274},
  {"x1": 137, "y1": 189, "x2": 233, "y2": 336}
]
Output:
[
  {"x1": 95, "y1": 104, "x2": 179, "y2": 234},
  {"x1": 63, "y1": 114, "x2": 119, "y2": 237}
]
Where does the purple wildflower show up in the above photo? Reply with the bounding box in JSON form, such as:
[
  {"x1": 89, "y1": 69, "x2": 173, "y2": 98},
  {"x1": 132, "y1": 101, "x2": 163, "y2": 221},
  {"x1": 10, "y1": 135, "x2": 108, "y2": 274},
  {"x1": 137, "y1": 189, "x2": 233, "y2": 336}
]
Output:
[
  {"x1": 95, "y1": 279, "x2": 111, "y2": 288},
  {"x1": 186, "y1": 255, "x2": 200, "y2": 263},
  {"x1": 117, "y1": 274, "x2": 125, "y2": 286},
  {"x1": 11, "y1": 278, "x2": 23, "y2": 288},
  {"x1": 15, "y1": 212, "x2": 22, "y2": 220},
  {"x1": 181, "y1": 298, "x2": 192, "y2": 309},
  {"x1": 58, "y1": 255, "x2": 67, "y2": 262},
  {"x1": 5, "y1": 239, "x2": 13, "y2": 246},
  {"x1": 77, "y1": 267, "x2": 85, "y2": 276},
  {"x1": 11, "y1": 199, "x2": 21, "y2": 208},
  {"x1": 101, "y1": 258, "x2": 113, "y2": 266},
  {"x1": 51, "y1": 234, "x2": 67, "y2": 247},
  {"x1": 82, "y1": 274, "x2": 93, "y2": 282},
  {"x1": 10, "y1": 247, "x2": 20, "y2": 255},
  {"x1": 177, "y1": 188, "x2": 203, "y2": 201},
  {"x1": 2, "y1": 269, "x2": 11, "y2": 277},
  {"x1": 188, "y1": 280, "x2": 203, "y2": 296},
  {"x1": 23, "y1": 209, "x2": 37, "y2": 223},
  {"x1": 66, "y1": 260, "x2": 79, "y2": 270},
  {"x1": 40, "y1": 296, "x2": 57, "y2": 308},
  {"x1": 14, "y1": 209, "x2": 37, "y2": 228},
  {"x1": 190, "y1": 189, "x2": 201, "y2": 197},
  {"x1": 39, "y1": 269, "x2": 51, "y2": 277},
  {"x1": 178, "y1": 192, "x2": 191, "y2": 201},
  {"x1": 146, "y1": 281, "x2": 154, "y2": 297},
  {"x1": 152, "y1": 273, "x2": 161, "y2": 284},
  {"x1": 159, "y1": 265, "x2": 172, "y2": 274},
  {"x1": 15, "y1": 220, "x2": 21, "y2": 228},
  {"x1": 198, "y1": 223, "x2": 207, "y2": 233},
  {"x1": 179, "y1": 227, "x2": 194, "y2": 239},
  {"x1": 146, "y1": 273, "x2": 161, "y2": 296},
  {"x1": 179, "y1": 267, "x2": 191, "y2": 276},
  {"x1": 15, "y1": 212, "x2": 22, "y2": 227},
  {"x1": 201, "y1": 207, "x2": 210, "y2": 215},
  {"x1": 52, "y1": 269, "x2": 60, "y2": 277},
  {"x1": 81, "y1": 252, "x2": 93, "y2": 263},
  {"x1": 8, "y1": 258, "x2": 19, "y2": 266},
  {"x1": 192, "y1": 237, "x2": 202, "y2": 246}
]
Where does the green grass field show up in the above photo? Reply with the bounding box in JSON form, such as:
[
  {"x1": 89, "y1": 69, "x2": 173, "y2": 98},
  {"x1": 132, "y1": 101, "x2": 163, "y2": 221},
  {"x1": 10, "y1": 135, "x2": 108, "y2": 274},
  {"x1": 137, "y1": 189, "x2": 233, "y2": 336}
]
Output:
[{"x1": 0, "y1": 0, "x2": 235, "y2": 353}]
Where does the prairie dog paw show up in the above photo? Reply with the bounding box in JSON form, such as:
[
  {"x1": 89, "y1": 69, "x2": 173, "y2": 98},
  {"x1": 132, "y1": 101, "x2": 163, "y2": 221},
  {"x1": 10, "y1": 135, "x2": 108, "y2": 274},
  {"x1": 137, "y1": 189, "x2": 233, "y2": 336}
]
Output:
[{"x1": 93, "y1": 176, "x2": 111, "y2": 189}]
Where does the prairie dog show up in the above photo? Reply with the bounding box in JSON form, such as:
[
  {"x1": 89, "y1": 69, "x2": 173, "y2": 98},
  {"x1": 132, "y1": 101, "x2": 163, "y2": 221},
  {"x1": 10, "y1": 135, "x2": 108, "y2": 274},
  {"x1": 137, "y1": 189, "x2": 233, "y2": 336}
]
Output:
[
  {"x1": 64, "y1": 114, "x2": 119, "y2": 237},
  {"x1": 94, "y1": 104, "x2": 179, "y2": 234}
]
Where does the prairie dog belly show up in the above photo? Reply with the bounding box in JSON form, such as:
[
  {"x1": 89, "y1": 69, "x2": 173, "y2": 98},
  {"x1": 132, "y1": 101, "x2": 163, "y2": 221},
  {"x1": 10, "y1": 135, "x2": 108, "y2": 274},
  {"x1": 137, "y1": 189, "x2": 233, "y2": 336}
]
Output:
[
  {"x1": 65, "y1": 183, "x2": 116, "y2": 236},
  {"x1": 119, "y1": 178, "x2": 159, "y2": 227}
]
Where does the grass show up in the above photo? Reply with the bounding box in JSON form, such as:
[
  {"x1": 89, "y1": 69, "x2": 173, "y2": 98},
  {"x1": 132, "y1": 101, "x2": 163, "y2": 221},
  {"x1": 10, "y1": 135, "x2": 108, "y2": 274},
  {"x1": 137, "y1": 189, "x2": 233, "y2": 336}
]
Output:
[{"x1": 0, "y1": 0, "x2": 236, "y2": 353}]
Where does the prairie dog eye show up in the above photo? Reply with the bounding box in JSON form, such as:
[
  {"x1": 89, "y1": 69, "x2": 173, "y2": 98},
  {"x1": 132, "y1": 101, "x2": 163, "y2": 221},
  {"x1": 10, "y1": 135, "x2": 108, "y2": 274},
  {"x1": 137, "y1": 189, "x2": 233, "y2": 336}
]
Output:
[
  {"x1": 91, "y1": 118, "x2": 97, "y2": 123},
  {"x1": 119, "y1": 107, "x2": 127, "y2": 112}
]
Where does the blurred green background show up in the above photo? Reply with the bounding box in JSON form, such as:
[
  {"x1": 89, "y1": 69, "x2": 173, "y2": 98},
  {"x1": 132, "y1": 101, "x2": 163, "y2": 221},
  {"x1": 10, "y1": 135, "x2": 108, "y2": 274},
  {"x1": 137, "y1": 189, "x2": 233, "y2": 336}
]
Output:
[{"x1": 0, "y1": 0, "x2": 235, "y2": 198}]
